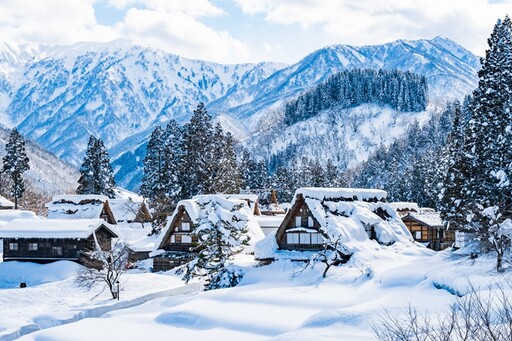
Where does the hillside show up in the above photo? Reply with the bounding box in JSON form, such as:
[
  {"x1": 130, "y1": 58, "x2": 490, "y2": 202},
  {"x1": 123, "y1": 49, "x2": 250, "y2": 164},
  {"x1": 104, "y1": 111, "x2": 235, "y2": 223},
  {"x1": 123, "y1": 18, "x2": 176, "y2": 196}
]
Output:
[
  {"x1": 0, "y1": 37, "x2": 480, "y2": 190},
  {"x1": 0, "y1": 126, "x2": 77, "y2": 196}
]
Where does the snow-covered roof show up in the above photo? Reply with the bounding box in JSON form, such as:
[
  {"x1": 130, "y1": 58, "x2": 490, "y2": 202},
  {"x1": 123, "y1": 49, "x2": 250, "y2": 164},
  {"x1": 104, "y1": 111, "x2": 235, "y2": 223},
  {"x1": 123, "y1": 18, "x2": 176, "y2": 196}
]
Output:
[
  {"x1": 0, "y1": 195, "x2": 15, "y2": 208},
  {"x1": 46, "y1": 195, "x2": 106, "y2": 220},
  {"x1": 214, "y1": 194, "x2": 259, "y2": 203},
  {"x1": 255, "y1": 188, "x2": 413, "y2": 260},
  {"x1": 113, "y1": 187, "x2": 144, "y2": 202},
  {"x1": 49, "y1": 194, "x2": 109, "y2": 204},
  {"x1": 0, "y1": 210, "x2": 39, "y2": 226},
  {"x1": 46, "y1": 193, "x2": 149, "y2": 223},
  {"x1": 403, "y1": 210, "x2": 444, "y2": 228},
  {"x1": 389, "y1": 202, "x2": 420, "y2": 212},
  {"x1": 194, "y1": 194, "x2": 260, "y2": 215},
  {"x1": 108, "y1": 199, "x2": 149, "y2": 222},
  {"x1": 256, "y1": 215, "x2": 286, "y2": 228},
  {"x1": 0, "y1": 219, "x2": 119, "y2": 239},
  {"x1": 155, "y1": 195, "x2": 265, "y2": 253},
  {"x1": 296, "y1": 187, "x2": 387, "y2": 202}
]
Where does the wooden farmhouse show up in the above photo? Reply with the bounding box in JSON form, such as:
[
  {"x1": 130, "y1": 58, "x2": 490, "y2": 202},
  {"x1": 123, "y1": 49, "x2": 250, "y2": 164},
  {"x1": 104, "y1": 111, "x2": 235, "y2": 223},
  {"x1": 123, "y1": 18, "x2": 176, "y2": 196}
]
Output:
[
  {"x1": 255, "y1": 188, "x2": 413, "y2": 261},
  {"x1": 0, "y1": 219, "x2": 119, "y2": 263},
  {"x1": 46, "y1": 194, "x2": 152, "y2": 225},
  {"x1": 401, "y1": 209, "x2": 455, "y2": 251},
  {"x1": 152, "y1": 195, "x2": 265, "y2": 272}
]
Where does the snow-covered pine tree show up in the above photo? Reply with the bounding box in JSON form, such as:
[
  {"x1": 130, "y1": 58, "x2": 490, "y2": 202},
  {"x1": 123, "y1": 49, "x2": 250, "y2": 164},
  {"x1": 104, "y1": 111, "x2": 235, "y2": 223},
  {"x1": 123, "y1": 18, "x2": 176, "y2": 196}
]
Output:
[
  {"x1": 183, "y1": 198, "x2": 250, "y2": 290},
  {"x1": 440, "y1": 102, "x2": 472, "y2": 229},
  {"x1": 2, "y1": 128, "x2": 30, "y2": 209},
  {"x1": 325, "y1": 159, "x2": 343, "y2": 187},
  {"x1": 140, "y1": 126, "x2": 166, "y2": 201},
  {"x1": 96, "y1": 138, "x2": 116, "y2": 198},
  {"x1": 77, "y1": 135, "x2": 116, "y2": 198},
  {"x1": 179, "y1": 103, "x2": 214, "y2": 198},
  {"x1": 272, "y1": 167, "x2": 295, "y2": 203},
  {"x1": 142, "y1": 120, "x2": 184, "y2": 235},
  {"x1": 308, "y1": 158, "x2": 326, "y2": 187},
  {"x1": 213, "y1": 131, "x2": 242, "y2": 194},
  {"x1": 162, "y1": 119, "x2": 183, "y2": 204},
  {"x1": 454, "y1": 16, "x2": 512, "y2": 271},
  {"x1": 77, "y1": 135, "x2": 97, "y2": 196}
]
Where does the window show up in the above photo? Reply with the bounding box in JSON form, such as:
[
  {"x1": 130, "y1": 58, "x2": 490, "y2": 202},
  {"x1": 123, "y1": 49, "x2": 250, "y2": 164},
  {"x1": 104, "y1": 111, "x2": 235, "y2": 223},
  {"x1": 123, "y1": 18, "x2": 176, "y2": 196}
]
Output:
[
  {"x1": 308, "y1": 217, "x2": 314, "y2": 227},
  {"x1": 299, "y1": 233, "x2": 310, "y2": 244},
  {"x1": 286, "y1": 232, "x2": 323, "y2": 246},
  {"x1": 9, "y1": 243, "x2": 18, "y2": 251},
  {"x1": 182, "y1": 235, "x2": 192, "y2": 243},
  {"x1": 28, "y1": 243, "x2": 38, "y2": 251},
  {"x1": 181, "y1": 222, "x2": 190, "y2": 231},
  {"x1": 295, "y1": 216, "x2": 302, "y2": 227},
  {"x1": 415, "y1": 231, "x2": 422, "y2": 240},
  {"x1": 287, "y1": 233, "x2": 299, "y2": 244},
  {"x1": 311, "y1": 233, "x2": 323, "y2": 245},
  {"x1": 52, "y1": 247, "x2": 63, "y2": 256}
]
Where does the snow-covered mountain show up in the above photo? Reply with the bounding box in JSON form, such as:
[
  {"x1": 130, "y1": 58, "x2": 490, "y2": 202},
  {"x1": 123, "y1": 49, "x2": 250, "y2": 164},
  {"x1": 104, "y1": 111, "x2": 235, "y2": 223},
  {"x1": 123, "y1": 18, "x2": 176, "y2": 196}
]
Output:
[
  {"x1": 0, "y1": 37, "x2": 480, "y2": 190},
  {"x1": 210, "y1": 36, "x2": 480, "y2": 132}
]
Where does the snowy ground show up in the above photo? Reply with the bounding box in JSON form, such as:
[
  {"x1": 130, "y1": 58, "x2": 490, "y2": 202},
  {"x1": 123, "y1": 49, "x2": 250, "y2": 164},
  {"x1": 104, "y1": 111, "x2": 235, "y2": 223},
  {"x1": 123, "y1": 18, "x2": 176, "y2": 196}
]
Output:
[{"x1": 0, "y1": 244, "x2": 509, "y2": 341}]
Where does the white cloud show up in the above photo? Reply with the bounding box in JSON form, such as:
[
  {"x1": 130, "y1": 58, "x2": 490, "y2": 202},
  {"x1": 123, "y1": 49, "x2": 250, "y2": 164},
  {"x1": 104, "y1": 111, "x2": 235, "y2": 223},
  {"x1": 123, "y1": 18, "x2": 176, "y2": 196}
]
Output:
[
  {"x1": 117, "y1": 7, "x2": 248, "y2": 62},
  {"x1": 0, "y1": 0, "x2": 115, "y2": 44},
  {"x1": 0, "y1": 0, "x2": 249, "y2": 63},
  {"x1": 234, "y1": 0, "x2": 512, "y2": 56}
]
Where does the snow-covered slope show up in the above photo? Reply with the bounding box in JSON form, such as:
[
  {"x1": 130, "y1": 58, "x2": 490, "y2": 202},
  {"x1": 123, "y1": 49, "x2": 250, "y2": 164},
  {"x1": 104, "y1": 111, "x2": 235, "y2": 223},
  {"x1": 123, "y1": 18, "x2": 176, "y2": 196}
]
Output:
[
  {"x1": 210, "y1": 36, "x2": 479, "y2": 131},
  {"x1": 0, "y1": 126, "x2": 77, "y2": 195},
  {"x1": 1, "y1": 41, "x2": 285, "y2": 169},
  {"x1": 0, "y1": 37, "x2": 479, "y2": 190}
]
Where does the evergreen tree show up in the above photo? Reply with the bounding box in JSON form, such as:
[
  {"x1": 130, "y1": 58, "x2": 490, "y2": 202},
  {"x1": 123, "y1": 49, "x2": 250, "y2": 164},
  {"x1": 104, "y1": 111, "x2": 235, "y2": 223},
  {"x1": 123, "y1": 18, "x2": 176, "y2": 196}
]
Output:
[
  {"x1": 179, "y1": 103, "x2": 214, "y2": 198},
  {"x1": 162, "y1": 119, "x2": 183, "y2": 203},
  {"x1": 183, "y1": 198, "x2": 250, "y2": 290},
  {"x1": 272, "y1": 167, "x2": 295, "y2": 203},
  {"x1": 440, "y1": 103, "x2": 471, "y2": 228},
  {"x1": 77, "y1": 135, "x2": 116, "y2": 198},
  {"x1": 213, "y1": 131, "x2": 242, "y2": 193},
  {"x1": 76, "y1": 135, "x2": 97, "y2": 196},
  {"x1": 325, "y1": 159, "x2": 340, "y2": 187},
  {"x1": 140, "y1": 126, "x2": 166, "y2": 201},
  {"x1": 442, "y1": 16, "x2": 512, "y2": 271},
  {"x1": 3, "y1": 128, "x2": 29, "y2": 209}
]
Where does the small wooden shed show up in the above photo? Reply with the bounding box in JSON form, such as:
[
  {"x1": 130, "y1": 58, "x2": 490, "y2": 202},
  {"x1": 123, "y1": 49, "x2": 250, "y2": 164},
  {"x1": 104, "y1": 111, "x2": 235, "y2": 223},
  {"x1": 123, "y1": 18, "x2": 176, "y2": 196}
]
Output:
[{"x1": 401, "y1": 210, "x2": 455, "y2": 251}]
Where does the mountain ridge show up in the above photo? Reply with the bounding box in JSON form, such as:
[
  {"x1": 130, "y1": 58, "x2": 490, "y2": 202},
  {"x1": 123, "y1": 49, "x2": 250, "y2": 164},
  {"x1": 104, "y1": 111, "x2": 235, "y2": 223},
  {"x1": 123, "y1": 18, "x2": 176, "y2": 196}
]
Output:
[{"x1": 0, "y1": 37, "x2": 480, "y2": 191}]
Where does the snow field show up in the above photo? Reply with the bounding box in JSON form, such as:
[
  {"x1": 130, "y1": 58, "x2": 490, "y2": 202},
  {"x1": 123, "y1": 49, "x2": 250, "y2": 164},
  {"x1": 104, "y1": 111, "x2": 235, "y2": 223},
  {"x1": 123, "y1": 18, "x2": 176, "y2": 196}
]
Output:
[{"x1": 3, "y1": 247, "x2": 507, "y2": 341}]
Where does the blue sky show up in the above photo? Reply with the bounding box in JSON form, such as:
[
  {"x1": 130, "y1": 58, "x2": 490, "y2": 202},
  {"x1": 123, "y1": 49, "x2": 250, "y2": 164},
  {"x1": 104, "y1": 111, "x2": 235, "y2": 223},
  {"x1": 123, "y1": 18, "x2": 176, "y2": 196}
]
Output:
[{"x1": 0, "y1": 0, "x2": 511, "y2": 64}]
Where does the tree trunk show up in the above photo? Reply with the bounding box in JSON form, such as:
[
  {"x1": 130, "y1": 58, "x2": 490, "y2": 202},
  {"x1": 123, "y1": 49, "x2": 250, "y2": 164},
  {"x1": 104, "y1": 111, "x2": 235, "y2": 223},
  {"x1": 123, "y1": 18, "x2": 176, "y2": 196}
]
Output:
[{"x1": 497, "y1": 251, "x2": 504, "y2": 273}]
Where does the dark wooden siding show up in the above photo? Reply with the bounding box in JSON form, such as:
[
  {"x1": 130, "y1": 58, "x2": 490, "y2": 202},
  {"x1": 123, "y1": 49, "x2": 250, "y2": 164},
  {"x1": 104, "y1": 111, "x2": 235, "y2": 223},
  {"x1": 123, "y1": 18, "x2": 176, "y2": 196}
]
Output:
[
  {"x1": 162, "y1": 210, "x2": 198, "y2": 252},
  {"x1": 2, "y1": 226, "x2": 115, "y2": 263},
  {"x1": 153, "y1": 256, "x2": 192, "y2": 272},
  {"x1": 3, "y1": 238, "x2": 85, "y2": 260},
  {"x1": 278, "y1": 198, "x2": 323, "y2": 251},
  {"x1": 403, "y1": 218, "x2": 455, "y2": 251}
]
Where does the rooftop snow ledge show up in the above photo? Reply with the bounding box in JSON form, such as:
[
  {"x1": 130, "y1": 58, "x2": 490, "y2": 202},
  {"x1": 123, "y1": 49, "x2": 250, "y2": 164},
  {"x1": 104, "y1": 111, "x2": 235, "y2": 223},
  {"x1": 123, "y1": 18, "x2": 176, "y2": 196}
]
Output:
[{"x1": 296, "y1": 188, "x2": 387, "y2": 202}]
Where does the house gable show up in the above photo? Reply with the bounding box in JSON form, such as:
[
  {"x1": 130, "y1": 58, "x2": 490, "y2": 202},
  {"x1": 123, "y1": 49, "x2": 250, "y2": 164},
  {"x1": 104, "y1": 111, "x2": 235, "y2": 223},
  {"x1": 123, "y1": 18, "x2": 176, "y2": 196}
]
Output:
[
  {"x1": 276, "y1": 194, "x2": 324, "y2": 251},
  {"x1": 158, "y1": 206, "x2": 198, "y2": 252},
  {"x1": 100, "y1": 201, "x2": 116, "y2": 225}
]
